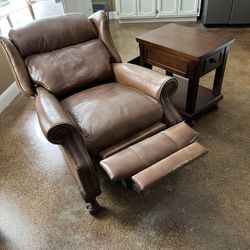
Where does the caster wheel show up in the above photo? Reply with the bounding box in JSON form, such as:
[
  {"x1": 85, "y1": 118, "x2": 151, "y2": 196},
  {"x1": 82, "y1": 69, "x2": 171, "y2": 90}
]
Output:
[{"x1": 86, "y1": 199, "x2": 102, "y2": 215}]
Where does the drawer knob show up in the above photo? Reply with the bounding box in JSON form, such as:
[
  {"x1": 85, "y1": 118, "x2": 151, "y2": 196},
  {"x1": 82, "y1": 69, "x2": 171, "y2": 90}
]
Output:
[{"x1": 209, "y1": 58, "x2": 217, "y2": 64}]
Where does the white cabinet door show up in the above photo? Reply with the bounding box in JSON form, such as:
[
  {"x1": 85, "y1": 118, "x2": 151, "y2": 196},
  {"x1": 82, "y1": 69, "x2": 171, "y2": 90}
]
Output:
[
  {"x1": 63, "y1": 0, "x2": 93, "y2": 16},
  {"x1": 178, "y1": 0, "x2": 199, "y2": 15},
  {"x1": 137, "y1": 0, "x2": 156, "y2": 17},
  {"x1": 157, "y1": 0, "x2": 179, "y2": 16},
  {"x1": 117, "y1": 0, "x2": 137, "y2": 17}
]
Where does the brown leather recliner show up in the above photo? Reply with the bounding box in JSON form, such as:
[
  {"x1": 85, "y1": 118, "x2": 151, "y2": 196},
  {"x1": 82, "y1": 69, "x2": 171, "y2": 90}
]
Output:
[{"x1": 0, "y1": 11, "x2": 208, "y2": 215}]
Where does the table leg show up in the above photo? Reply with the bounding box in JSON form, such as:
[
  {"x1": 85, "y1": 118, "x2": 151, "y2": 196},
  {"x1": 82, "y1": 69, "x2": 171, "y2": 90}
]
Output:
[
  {"x1": 166, "y1": 71, "x2": 173, "y2": 77},
  {"x1": 185, "y1": 63, "x2": 200, "y2": 114},
  {"x1": 213, "y1": 47, "x2": 229, "y2": 96},
  {"x1": 139, "y1": 44, "x2": 152, "y2": 69}
]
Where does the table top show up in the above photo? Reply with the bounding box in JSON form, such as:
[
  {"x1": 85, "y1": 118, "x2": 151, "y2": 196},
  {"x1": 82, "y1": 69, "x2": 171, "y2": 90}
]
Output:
[{"x1": 136, "y1": 23, "x2": 235, "y2": 61}]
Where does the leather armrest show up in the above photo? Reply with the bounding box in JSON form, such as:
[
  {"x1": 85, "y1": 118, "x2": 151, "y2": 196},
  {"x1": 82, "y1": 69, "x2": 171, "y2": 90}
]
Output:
[
  {"x1": 113, "y1": 63, "x2": 182, "y2": 126},
  {"x1": 35, "y1": 87, "x2": 78, "y2": 144},
  {"x1": 113, "y1": 63, "x2": 175, "y2": 100},
  {"x1": 36, "y1": 87, "x2": 101, "y2": 203}
]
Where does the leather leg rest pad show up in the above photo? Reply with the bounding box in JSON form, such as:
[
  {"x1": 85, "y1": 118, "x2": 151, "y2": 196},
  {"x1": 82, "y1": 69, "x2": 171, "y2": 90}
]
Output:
[
  {"x1": 132, "y1": 142, "x2": 208, "y2": 191},
  {"x1": 100, "y1": 122, "x2": 201, "y2": 181},
  {"x1": 100, "y1": 122, "x2": 167, "y2": 159}
]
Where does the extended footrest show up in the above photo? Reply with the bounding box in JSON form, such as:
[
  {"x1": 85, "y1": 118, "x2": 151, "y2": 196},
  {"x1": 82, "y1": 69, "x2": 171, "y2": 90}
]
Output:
[
  {"x1": 132, "y1": 142, "x2": 207, "y2": 191},
  {"x1": 100, "y1": 122, "x2": 208, "y2": 191}
]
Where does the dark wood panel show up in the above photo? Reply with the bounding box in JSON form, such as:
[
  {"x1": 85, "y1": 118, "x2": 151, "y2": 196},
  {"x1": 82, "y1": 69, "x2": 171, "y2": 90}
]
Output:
[
  {"x1": 145, "y1": 47, "x2": 189, "y2": 77},
  {"x1": 136, "y1": 23, "x2": 235, "y2": 61},
  {"x1": 136, "y1": 24, "x2": 234, "y2": 122},
  {"x1": 172, "y1": 80, "x2": 223, "y2": 117},
  {"x1": 202, "y1": 49, "x2": 224, "y2": 75}
]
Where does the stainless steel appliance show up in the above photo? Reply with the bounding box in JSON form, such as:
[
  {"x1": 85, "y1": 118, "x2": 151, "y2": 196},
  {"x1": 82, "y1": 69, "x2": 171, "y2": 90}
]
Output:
[{"x1": 202, "y1": 0, "x2": 250, "y2": 25}]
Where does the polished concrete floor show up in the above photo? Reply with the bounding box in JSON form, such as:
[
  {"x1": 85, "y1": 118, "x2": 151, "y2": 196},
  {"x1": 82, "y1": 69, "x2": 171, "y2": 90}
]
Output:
[{"x1": 0, "y1": 21, "x2": 250, "y2": 250}]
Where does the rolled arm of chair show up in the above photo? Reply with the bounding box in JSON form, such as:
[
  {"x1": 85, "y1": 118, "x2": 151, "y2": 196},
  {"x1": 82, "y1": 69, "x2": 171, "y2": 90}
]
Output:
[
  {"x1": 35, "y1": 87, "x2": 101, "y2": 205},
  {"x1": 113, "y1": 63, "x2": 183, "y2": 126},
  {"x1": 113, "y1": 63, "x2": 173, "y2": 100},
  {"x1": 35, "y1": 87, "x2": 78, "y2": 144}
]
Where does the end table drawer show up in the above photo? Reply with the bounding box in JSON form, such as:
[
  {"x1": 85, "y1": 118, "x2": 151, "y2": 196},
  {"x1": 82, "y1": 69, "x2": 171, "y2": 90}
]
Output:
[
  {"x1": 203, "y1": 50, "x2": 224, "y2": 74},
  {"x1": 145, "y1": 47, "x2": 189, "y2": 77}
]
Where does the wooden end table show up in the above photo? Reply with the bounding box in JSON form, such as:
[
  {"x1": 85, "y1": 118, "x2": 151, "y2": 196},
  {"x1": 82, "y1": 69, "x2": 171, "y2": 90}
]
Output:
[{"x1": 136, "y1": 24, "x2": 235, "y2": 123}]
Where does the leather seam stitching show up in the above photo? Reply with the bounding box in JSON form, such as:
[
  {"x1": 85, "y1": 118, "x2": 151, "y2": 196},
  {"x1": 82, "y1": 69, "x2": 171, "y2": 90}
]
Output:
[
  {"x1": 161, "y1": 131, "x2": 181, "y2": 150},
  {"x1": 128, "y1": 147, "x2": 149, "y2": 169}
]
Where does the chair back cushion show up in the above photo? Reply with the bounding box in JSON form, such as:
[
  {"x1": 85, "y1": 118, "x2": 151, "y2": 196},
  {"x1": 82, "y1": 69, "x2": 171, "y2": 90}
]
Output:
[
  {"x1": 9, "y1": 14, "x2": 97, "y2": 58},
  {"x1": 25, "y1": 40, "x2": 114, "y2": 97},
  {"x1": 9, "y1": 13, "x2": 114, "y2": 97}
]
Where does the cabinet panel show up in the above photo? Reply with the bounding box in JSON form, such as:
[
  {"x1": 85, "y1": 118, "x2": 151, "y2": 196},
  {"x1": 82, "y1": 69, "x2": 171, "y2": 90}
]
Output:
[
  {"x1": 63, "y1": 0, "x2": 93, "y2": 16},
  {"x1": 116, "y1": 0, "x2": 201, "y2": 20},
  {"x1": 178, "y1": 0, "x2": 199, "y2": 15},
  {"x1": 118, "y1": 0, "x2": 137, "y2": 17},
  {"x1": 230, "y1": 0, "x2": 250, "y2": 24},
  {"x1": 137, "y1": 0, "x2": 156, "y2": 17},
  {"x1": 157, "y1": 0, "x2": 178, "y2": 16}
]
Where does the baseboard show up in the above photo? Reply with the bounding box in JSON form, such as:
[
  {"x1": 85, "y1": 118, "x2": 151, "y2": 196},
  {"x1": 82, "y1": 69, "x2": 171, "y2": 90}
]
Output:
[
  {"x1": 118, "y1": 17, "x2": 197, "y2": 23},
  {"x1": 0, "y1": 82, "x2": 20, "y2": 113},
  {"x1": 109, "y1": 11, "x2": 119, "y2": 20}
]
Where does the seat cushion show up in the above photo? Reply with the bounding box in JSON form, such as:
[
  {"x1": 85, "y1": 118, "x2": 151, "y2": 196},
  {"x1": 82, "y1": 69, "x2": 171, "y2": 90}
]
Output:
[
  {"x1": 25, "y1": 39, "x2": 114, "y2": 97},
  {"x1": 62, "y1": 83, "x2": 163, "y2": 155}
]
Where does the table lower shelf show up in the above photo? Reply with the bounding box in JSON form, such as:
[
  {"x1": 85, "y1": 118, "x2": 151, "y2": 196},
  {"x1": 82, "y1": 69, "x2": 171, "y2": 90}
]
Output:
[{"x1": 172, "y1": 80, "x2": 223, "y2": 121}]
